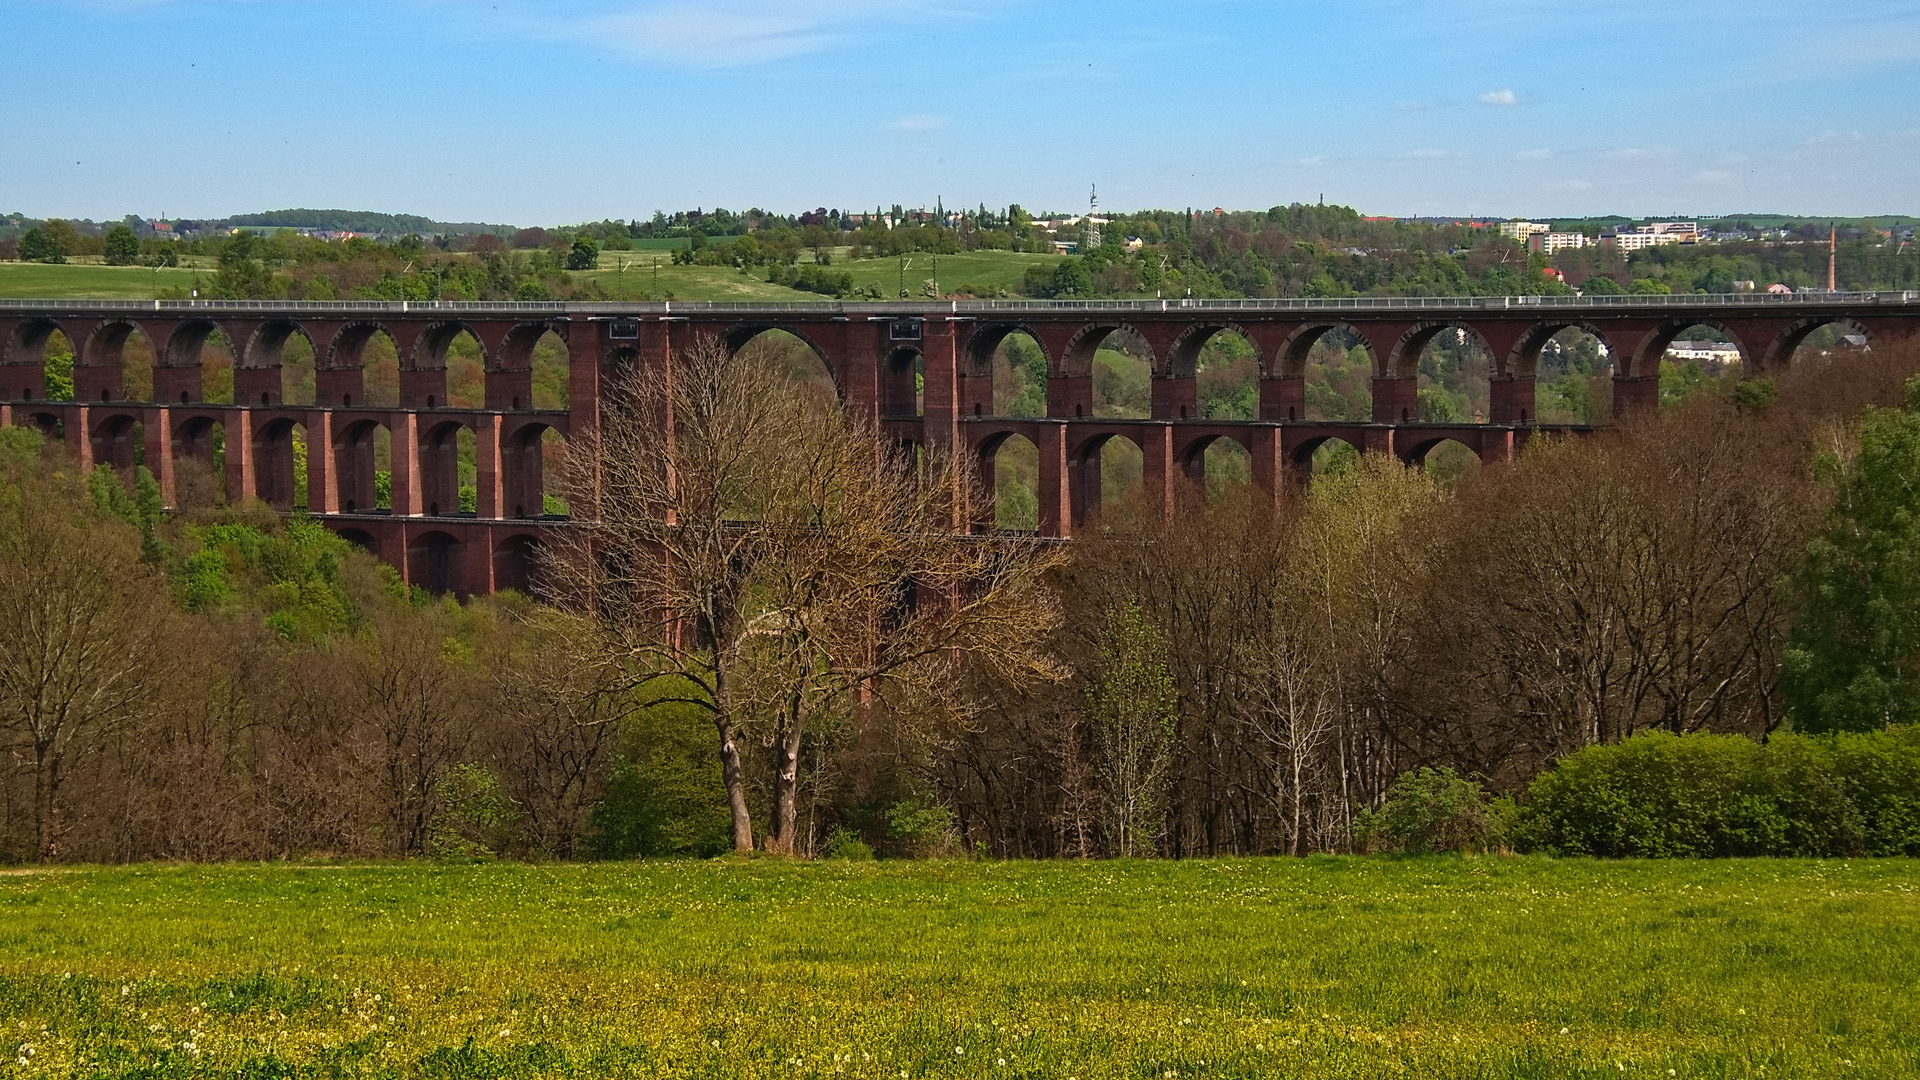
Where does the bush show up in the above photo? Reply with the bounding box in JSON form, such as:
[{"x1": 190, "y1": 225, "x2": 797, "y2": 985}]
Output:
[
  {"x1": 1357, "y1": 768, "x2": 1504, "y2": 854},
  {"x1": 1513, "y1": 729, "x2": 1920, "y2": 857},
  {"x1": 820, "y1": 828, "x2": 874, "y2": 860},
  {"x1": 885, "y1": 798, "x2": 958, "y2": 858}
]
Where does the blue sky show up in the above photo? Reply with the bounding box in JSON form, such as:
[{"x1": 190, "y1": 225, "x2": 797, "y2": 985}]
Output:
[{"x1": 3, "y1": 0, "x2": 1917, "y2": 223}]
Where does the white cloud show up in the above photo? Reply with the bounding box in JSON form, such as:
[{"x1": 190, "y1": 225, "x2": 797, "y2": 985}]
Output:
[
  {"x1": 1298, "y1": 155, "x2": 1329, "y2": 166},
  {"x1": 1401, "y1": 148, "x2": 1458, "y2": 159},
  {"x1": 1478, "y1": 89, "x2": 1518, "y2": 106},
  {"x1": 1515, "y1": 148, "x2": 1552, "y2": 160},
  {"x1": 1605, "y1": 146, "x2": 1672, "y2": 161}
]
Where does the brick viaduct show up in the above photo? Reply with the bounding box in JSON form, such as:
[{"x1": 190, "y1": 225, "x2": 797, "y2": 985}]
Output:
[{"x1": 2, "y1": 294, "x2": 1915, "y2": 596}]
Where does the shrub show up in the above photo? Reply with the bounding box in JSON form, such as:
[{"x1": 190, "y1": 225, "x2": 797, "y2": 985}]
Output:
[
  {"x1": 820, "y1": 828, "x2": 875, "y2": 860},
  {"x1": 885, "y1": 798, "x2": 958, "y2": 858},
  {"x1": 1357, "y1": 768, "x2": 1503, "y2": 854},
  {"x1": 1516, "y1": 730, "x2": 1893, "y2": 857}
]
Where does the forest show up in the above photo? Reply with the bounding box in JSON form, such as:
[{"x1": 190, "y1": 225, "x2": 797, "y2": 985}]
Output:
[
  {"x1": 5, "y1": 202, "x2": 1916, "y2": 304},
  {"x1": 5, "y1": 327, "x2": 1920, "y2": 864}
]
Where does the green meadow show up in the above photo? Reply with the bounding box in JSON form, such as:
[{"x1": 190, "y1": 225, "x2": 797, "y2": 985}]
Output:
[
  {"x1": 1, "y1": 858, "x2": 1914, "y2": 1078},
  {"x1": 0, "y1": 263, "x2": 207, "y2": 300}
]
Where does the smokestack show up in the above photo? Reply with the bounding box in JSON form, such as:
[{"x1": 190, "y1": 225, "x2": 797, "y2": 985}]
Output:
[{"x1": 1830, "y1": 225, "x2": 1837, "y2": 292}]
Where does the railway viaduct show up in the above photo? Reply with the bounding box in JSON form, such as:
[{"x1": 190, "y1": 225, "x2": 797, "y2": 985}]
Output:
[{"x1": 2, "y1": 293, "x2": 1916, "y2": 595}]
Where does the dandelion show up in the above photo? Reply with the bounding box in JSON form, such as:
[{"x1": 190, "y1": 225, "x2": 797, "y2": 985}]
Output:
[
  {"x1": 997, "y1": 1058, "x2": 1007, "y2": 1067},
  {"x1": 955, "y1": 1046, "x2": 965, "y2": 1055},
  {"x1": 1560, "y1": 1027, "x2": 1569, "y2": 1035}
]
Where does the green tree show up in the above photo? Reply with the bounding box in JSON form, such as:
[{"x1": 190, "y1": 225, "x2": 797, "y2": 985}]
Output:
[
  {"x1": 1085, "y1": 600, "x2": 1178, "y2": 857},
  {"x1": 17, "y1": 228, "x2": 63, "y2": 264},
  {"x1": 103, "y1": 224, "x2": 140, "y2": 266},
  {"x1": 1784, "y1": 380, "x2": 1920, "y2": 731},
  {"x1": 566, "y1": 235, "x2": 601, "y2": 271},
  {"x1": 1581, "y1": 274, "x2": 1625, "y2": 295}
]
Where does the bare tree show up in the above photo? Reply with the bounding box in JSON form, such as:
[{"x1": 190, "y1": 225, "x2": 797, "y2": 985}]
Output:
[
  {"x1": 551, "y1": 334, "x2": 1064, "y2": 855},
  {"x1": 0, "y1": 460, "x2": 178, "y2": 860}
]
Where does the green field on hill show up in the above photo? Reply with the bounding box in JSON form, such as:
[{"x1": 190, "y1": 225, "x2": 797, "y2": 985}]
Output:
[
  {"x1": 1, "y1": 858, "x2": 1913, "y2": 1078},
  {"x1": 582, "y1": 249, "x2": 1062, "y2": 302},
  {"x1": 0, "y1": 263, "x2": 207, "y2": 300}
]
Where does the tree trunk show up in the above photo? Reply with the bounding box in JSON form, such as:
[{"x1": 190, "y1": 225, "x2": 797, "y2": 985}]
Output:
[
  {"x1": 764, "y1": 712, "x2": 804, "y2": 855},
  {"x1": 715, "y1": 713, "x2": 753, "y2": 853}
]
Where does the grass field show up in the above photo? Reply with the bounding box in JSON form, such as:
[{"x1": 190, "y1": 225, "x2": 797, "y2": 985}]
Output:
[
  {"x1": 0, "y1": 250, "x2": 1064, "y2": 303},
  {"x1": 0, "y1": 263, "x2": 206, "y2": 300},
  {"x1": 1, "y1": 858, "x2": 1914, "y2": 1078}
]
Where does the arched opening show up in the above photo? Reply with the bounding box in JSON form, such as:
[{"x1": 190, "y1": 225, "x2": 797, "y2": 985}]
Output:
[
  {"x1": 1300, "y1": 328, "x2": 1373, "y2": 421},
  {"x1": 1297, "y1": 436, "x2": 1361, "y2": 480},
  {"x1": 1409, "y1": 438, "x2": 1483, "y2": 487},
  {"x1": 1533, "y1": 326, "x2": 1612, "y2": 425},
  {"x1": 982, "y1": 433, "x2": 1039, "y2": 532},
  {"x1": 335, "y1": 528, "x2": 376, "y2": 552},
  {"x1": 156, "y1": 322, "x2": 233, "y2": 405},
  {"x1": 89, "y1": 413, "x2": 142, "y2": 472},
  {"x1": 253, "y1": 418, "x2": 308, "y2": 510},
  {"x1": 34, "y1": 326, "x2": 75, "y2": 402},
  {"x1": 421, "y1": 324, "x2": 486, "y2": 410},
  {"x1": 530, "y1": 329, "x2": 570, "y2": 411},
  {"x1": 503, "y1": 423, "x2": 567, "y2": 519},
  {"x1": 1070, "y1": 434, "x2": 1144, "y2": 525},
  {"x1": 1194, "y1": 329, "x2": 1258, "y2": 420},
  {"x1": 3, "y1": 320, "x2": 60, "y2": 400},
  {"x1": 1088, "y1": 328, "x2": 1151, "y2": 419},
  {"x1": 1412, "y1": 326, "x2": 1491, "y2": 422},
  {"x1": 731, "y1": 328, "x2": 838, "y2": 408},
  {"x1": 419, "y1": 420, "x2": 473, "y2": 517},
  {"x1": 1654, "y1": 323, "x2": 1742, "y2": 406},
  {"x1": 494, "y1": 534, "x2": 545, "y2": 597},
  {"x1": 990, "y1": 330, "x2": 1048, "y2": 418},
  {"x1": 1783, "y1": 319, "x2": 1871, "y2": 368},
  {"x1": 1185, "y1": 436, "x2": 1252, "y2": 495},
  {"x1": 271, "y1": 327, "x2": 318, "y2": 406},
  {"x1": 406, "y1": 531, "x2": 464, "y2": 596},
  {"x1": 334, "y1": 419, "x2": 389, "y2": 513},
  {"x1": 172, "y1": 417, "x2": 224, "y2": 509},
  {"x1": 882, "y1": 347, "x2": 924, "y2": 418},
  {"x1": 83, "y1": 323, "x2": 155, "y2": 402},
  {"x1": 330, "y1": 325, "x2": 402, "y2": 409}
]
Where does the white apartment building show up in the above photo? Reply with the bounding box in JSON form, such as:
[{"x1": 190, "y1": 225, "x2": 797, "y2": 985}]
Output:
[
  {"x1": 1498, "y1": 221, "x2": 1551, "y2": 241},
  {"x1": 1607, "y1": 221, "x2": 1700, "y2": 252},
  {"x1": 1540, "y1": 232, "x2": 1589, "y2": 253}
]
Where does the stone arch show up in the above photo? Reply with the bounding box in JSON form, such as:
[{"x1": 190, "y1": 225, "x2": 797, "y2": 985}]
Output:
[
  {"x1": 171, "y1": 414, "x2": 225, "y2": 508},
  {"x1": 1164, "y1": 322, "x2": 1259, "y2": 378},
  {"x1": 1276, "y1": 322, "x2": 1373, "y2": 380},
  {"x1": 1401, "y1": 436, "x2": 1484, "y2": 487},
  {"x1": 324, "y1": 322, "x2": 400, "y2": 408},
  {"x1": 1058, "y1": 323, "x2": 1154, "y2": 378},
  {"x1": 252, "y1": 417, "x2": 308, "y2": 510},
  {"x1": 419, "y1": 418, "x2": 474, "y2": 517},
  {"x1": 1069, "y1": 431, "x2": 1146, "y2": 524},
  {"x1": 1291, "y1": 434, "x2": 1361, "y2": 476},
  {"x1": 496, "y1": 321, "x2": 570, "y2": 410},
  {"x1": 1176, "y1": 431, "x2": 1254, "y2": 492},
  {"x1": 88, "y1": 411, "x2": 143, "y2": 471},
  {"x1": 3, "y1": 319, "x2": 70, "y2": 400},
  {"x1": 977, "y1": 430, "x2": 1039, "y2": 533},
  {"x1": 1167, "y1": 324, "x2": 1261, "y2": 420},
  {"x1": 407, "y1": 530, "x2": 465, "y2": 596},
  {"x1": 1389, "y1": 322, "x2": 1494, "y2": 423},
  {"x1": 80, "y1": 322, "x2": 156, "y2": 402},
  {"x1": 882, "y1": 346, "x2": 924, "y2": 418},
  {"x1": 493, "y1": 533, "x2": 545, "y2": 596},
  {"x1": 157, "y1": 321, "x2": 229, "y2": 403},
  {"x1": 333, "y1": 418, "x2": 389, "y2": 514},
  {"x1": 334, "y1": 527, "x2": 377, "y2": 550},
  {"x1": 238, "y1": 321, "x2": 319, "y2": 406},
  {"x1": 970, "y1": 325, "x2": 1050, "y2": 418},
  {"x1": 1519, "y1": 323, "x2": 1613, "y2": 425},
  {"x1": 503, "y1": 420, "x2": 565, "y2": 519},
  {"x1": 1764, "y1": 317, "x2": 1873, "y2": 369},
  {"x1": 1627, "y1": 319, "x2": 1745, "y2": 379},
  {"x1": 727, "y1": 326, "x2": 841, "y2": 402},
  {"x1": 416, "y1": 321, "x2": 487, "y2": 409}
]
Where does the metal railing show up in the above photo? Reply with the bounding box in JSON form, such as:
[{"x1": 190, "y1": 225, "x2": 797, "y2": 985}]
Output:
[{"x1": 0, "y1": 292, "x2": 1914, "y2": 317}]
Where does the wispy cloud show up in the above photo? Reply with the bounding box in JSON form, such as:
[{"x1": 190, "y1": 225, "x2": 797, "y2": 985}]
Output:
[
  {"x1": 1478, "y1": 88, "x2": 1518, "y2": 106},
  {"x1": 1401, "y1": 148, "x2": 1461, "y2": 160},
  {"x1": 1516, "y1": 148, "x2": 1552, "y2": 160},
  {"x1": 1298, "y1": 155, "x2": 1329, "y2": 166},
  {"x1": 575, "y1": 0, "x2": 971, "y2": 67}
]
